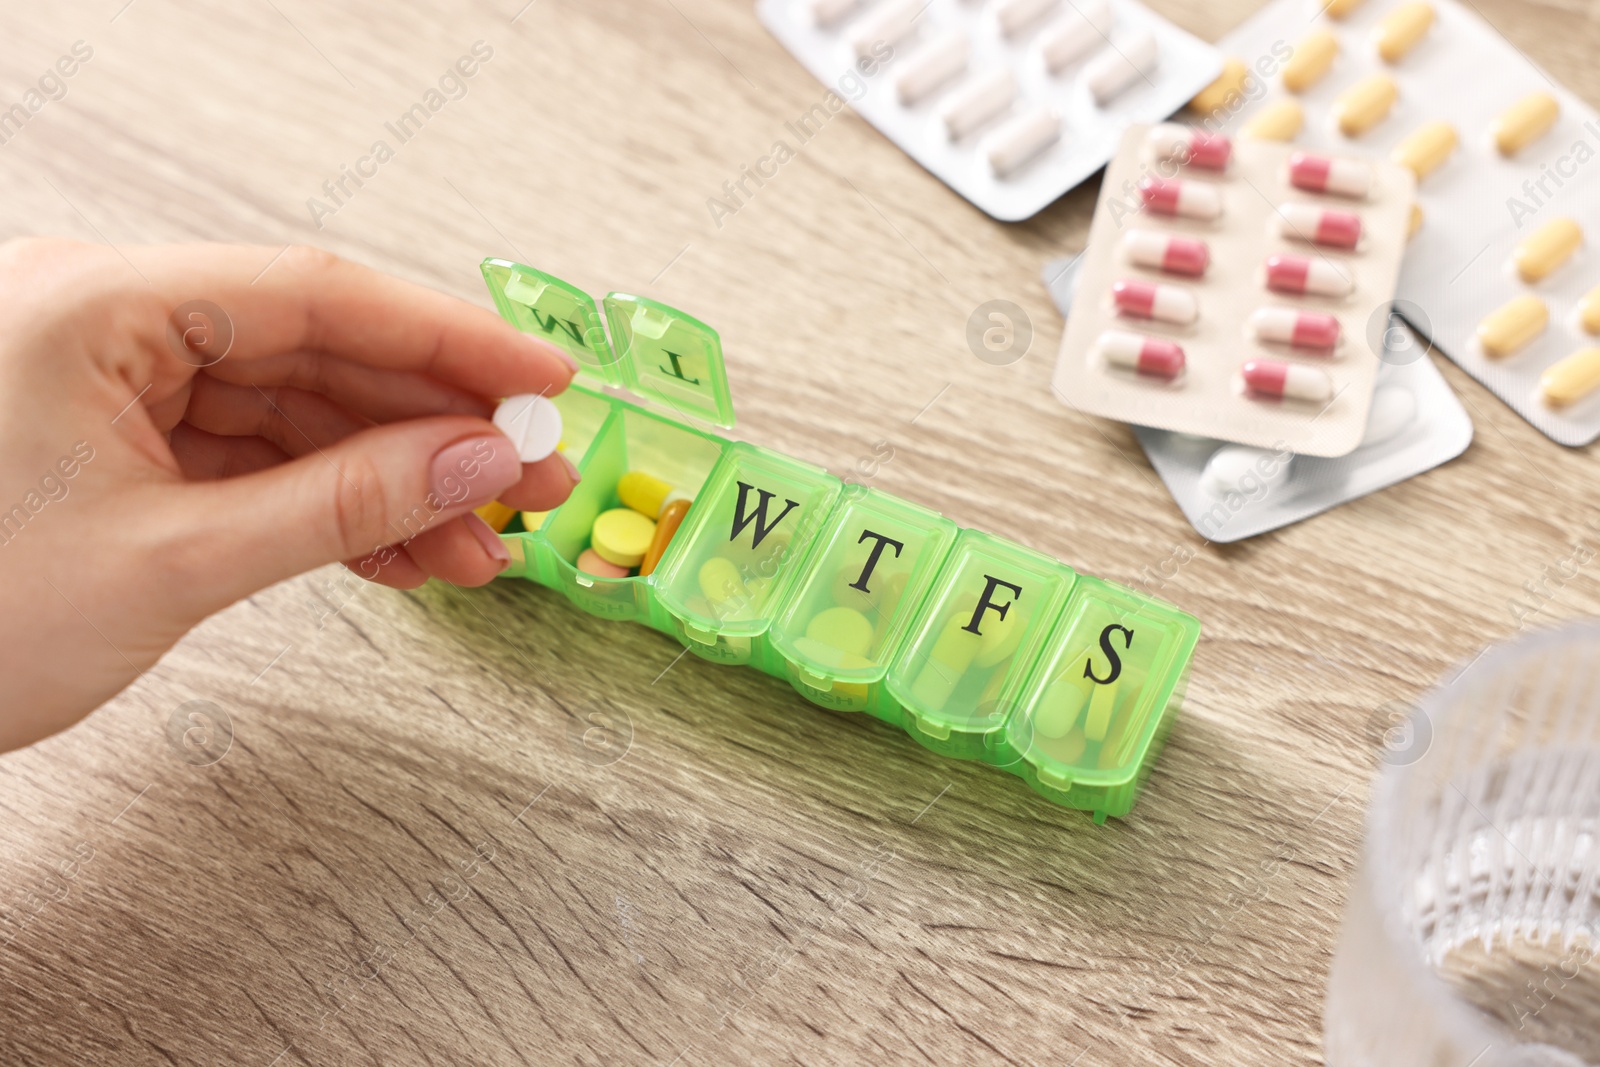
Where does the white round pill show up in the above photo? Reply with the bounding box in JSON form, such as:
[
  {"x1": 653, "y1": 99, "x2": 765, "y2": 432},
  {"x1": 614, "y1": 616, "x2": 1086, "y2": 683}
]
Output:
[
  {"x1": 1359, "y1": 385, "x2": 1417, "y2": 449},
  {"x1": 493, "y1": 394, "x2": 563, "y2": 462},
  {"x1": 1199, "y1": 445, "x2": 1292, "y2": 498}
]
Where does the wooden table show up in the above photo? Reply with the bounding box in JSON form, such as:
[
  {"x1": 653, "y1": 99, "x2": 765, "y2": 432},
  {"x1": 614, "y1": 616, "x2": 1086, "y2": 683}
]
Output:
[{"x1": 3, "y1": 0, "x2": 1597, "y2": 1063}]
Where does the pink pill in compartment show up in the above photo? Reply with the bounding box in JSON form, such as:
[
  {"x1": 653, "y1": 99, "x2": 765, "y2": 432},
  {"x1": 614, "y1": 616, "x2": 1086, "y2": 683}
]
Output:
[
  {"x1": 1123, "y1": 229, "x2": 1210, "y2": 276},
  {"x1": 1241, "y1": 358, "x2": 1333, "y2": 402},
  {"x1": 1096, "y1": 329, "x2": 1186, "y2": 380},
  {"x1": 1287, "y1": 152, "x2": 1373, "y2": 199},
  {"x1": 1264, "y1": 254, "x2": 1353, "y2": 297},
  {"x1": 1138, "y1": 177, "x2": 1223, "y2": 220},
  {"x1": 1277, "y1": 204, "x2": 1362, "y2": 249},
  {"x1": 1248, "y1": 307, "x2": 1342, "y2": 349},
  {"x1": 1145, "y1": 123, "x2": 1232, "y2": 170},
  {"x1": 1112, "y1": 279, "x2": 1199, "y2": 324}
]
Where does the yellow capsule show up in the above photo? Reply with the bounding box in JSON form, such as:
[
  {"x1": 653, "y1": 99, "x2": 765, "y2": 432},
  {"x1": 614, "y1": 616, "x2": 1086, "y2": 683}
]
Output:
[
  {"x1": 1333, "y1": 74, "x2": 1398, "y2": 135},
  {"x1": 1407, "y1": 203, "x2": 1424, "y2": 239},
  {"x1": 1514, "y1": 217, "x2": 1582, "y2": 283},
  {"x1": 1283, "y1": 29, "x2": 1339, "y2": 93},
  {"x1": 1578, "y1": 285, "x2": 1600, "y2": 335},
  {"x1": 1241, "y1": 98, "x2": 1303, "y2": 141},
  {"x1": 1320, "y1": 0, "x2": 1368, "y2": 18},
  {"x1": 1032, "y1": 674, "x2": 1089, "y2": 740},
  {"x1": 521, "y1": 510, "x2": 548, "y2": 532},
  {"x1": 1475, "y1": 295, "x2": 1548, "y2": 358},
  {"x1": 1391, "y1": 120, "x2": 1456, "y2": 179},
  {"x1": 1541, "y1": 348, "x2": 1600, "y2": 407},
  {"x1": 1188, "y1": 57, "x2": 1248, "y2": 115},
  {"x1": 617, "y1": 470, "x2": 688, "y2": 519},
  {"x1": 1084, "y1": 681, "x2": 1119, "y2": 741},
  {"x1": 1373, "y1": 2, "x2": 1434, "y2": 63},
  {"x1": 1493, "y1": 92, "x2": 1560, "y2": 157}
]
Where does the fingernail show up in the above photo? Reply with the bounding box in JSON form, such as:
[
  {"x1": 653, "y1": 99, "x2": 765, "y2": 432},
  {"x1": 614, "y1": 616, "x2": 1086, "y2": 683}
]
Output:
[
  {"x1": 532, "y1": 335, "x2": 579, "y2": 376},
  {"x1": 557, "y1": 451, "x2": 582, "y2": 485},
  {"x1": 431, "y1": 435, "x2": 521, "y2": 510},
  {"x1": 465, "y1": 512, "x2": 512, "y2": 572}
]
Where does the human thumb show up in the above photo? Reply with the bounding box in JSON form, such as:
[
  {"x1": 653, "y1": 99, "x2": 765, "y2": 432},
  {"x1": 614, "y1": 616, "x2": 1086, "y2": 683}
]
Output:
[{"x1": 163, "y1": 416, "x2": 522, "y2": 614}]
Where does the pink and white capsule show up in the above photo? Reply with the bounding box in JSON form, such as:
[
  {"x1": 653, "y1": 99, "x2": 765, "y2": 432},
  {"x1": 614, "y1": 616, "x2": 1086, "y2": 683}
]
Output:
[
  {"x1": 1145, "y1": 124, "x2": 1232, "y2": 170},
  {"x1": 1097, "y1": 329, "x2": 1186, "y2": 380},
  {"x1": 1288, "y1": 153, "x2": 1373, "y2": 199},
  {"x1": 1265, "y1": 254, "x2": 1353, "y2": 297},
  {"x1": 1139, "y1": 177, "x2": 1223, "y2": 220},
  {"x1": 1112, "y1": 279, "x2": 1198, "y2": 325},
  {"x1": 1123, "y1": 229, "x2": 1210, "y2": 276},
  {"x1": 1277, "y1": 204, "x2": 1362, "y2": 249},
  {"x1": 1248, "y1": 307, "x2": 1341, "y2": 349},
  {"x1": 1242, "y1": 358, "x2": 1332, "y2": 402}
]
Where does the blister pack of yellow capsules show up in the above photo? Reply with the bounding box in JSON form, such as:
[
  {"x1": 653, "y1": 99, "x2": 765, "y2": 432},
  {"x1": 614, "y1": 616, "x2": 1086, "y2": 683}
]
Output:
[{"x1": 479, "y1": 258, "x2": 1200, "y2": 822}]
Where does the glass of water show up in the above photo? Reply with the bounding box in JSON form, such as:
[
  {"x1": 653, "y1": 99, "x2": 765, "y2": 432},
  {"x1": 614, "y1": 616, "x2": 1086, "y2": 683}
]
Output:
[{"x1": 1325, "y1": 623, "x2": 1600, "y2": 1067}]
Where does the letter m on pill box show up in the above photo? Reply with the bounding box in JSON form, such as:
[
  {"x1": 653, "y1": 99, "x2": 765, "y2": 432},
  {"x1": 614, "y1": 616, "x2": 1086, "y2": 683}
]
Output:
[{"x1": 482, "y1": 259, "x2": 737, "y2": 429}]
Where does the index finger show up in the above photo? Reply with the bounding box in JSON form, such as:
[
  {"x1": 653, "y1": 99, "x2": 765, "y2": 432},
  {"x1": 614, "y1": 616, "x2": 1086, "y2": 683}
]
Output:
[{"x1": 135, "y1": 243, "x2": 576, "y2": 399}]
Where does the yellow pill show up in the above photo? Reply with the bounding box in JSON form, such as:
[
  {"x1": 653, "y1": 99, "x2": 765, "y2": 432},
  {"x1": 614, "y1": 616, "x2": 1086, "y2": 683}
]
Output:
[
  {"x1": 474, "y1": 500, "x2": 516, "y2": 533},
  {"x1": 792, "y1": 636, "x2": 873, "y2": 672},
  {"x1": 1390, "y1": 120, "x2": 1456, "y2": 180},
  {"x1": 617, "y1": 470, "x2": 686, "y2": 518},
  {"x1": 1097, "y1": 701, "x2": 1143, "y2": 769},
  {"x1": 1188, "y1": 57, "x2": 1249, "y2": 115},
  {"x1": 805, "y1": 606, "x2": 875, "y2": 658},
  {"x1": 1050, "y1": 727, "x2": 1088, "y2": 764},
  {"x1": 1493, "y1": 92, "x2": 1560, "y2": 157},
  {"x1": 974, "y1": 607, "x2": 1026, "y2": 668},
  {"x1": 521, "y1": 510, "x2": 548, "y2": 532},
  {"x1": 1084, "y1": 681, "x2": 1119, "y2": 742},
  {"x1": 1373, "y1": 2, "x2": 1434, "y2": 63},
  {"x1": 1578, "y1": 285, "x2": 1600, "y2": 335},
  {"x1": 698, "y1": 556, "x2": 748, "y2": 605},
  {"x1": 1541, "y1": 348, "x2": 1600, "y2": 407},
  {"x1": 1333, "y1": 74, "x2": 1398, "y2": 136},
  {"x1": 1320, "y1": 0, "x2": 1368, "y2": 18},
  {"x1": 1032, "y1": 674, "x2": 1089, "y2": 740},
  {"x1": 1475, "y1": 295, "x2": 1548, "y2": 358},
  {"x1": 1408, "y1": 203, "x2": 1424, "y2": 239},
  {"x1": 1514, "y1": 217, "x2": 1582, "y2": 283},
  {"x1": 1242, "y1": 98, "x2": 1303, "y2": 141},
  {"x1": 590, "y1": 508, "x2": 655, "y2": 567},
  {"x1": 909, "y1": 616, "x2": 979, "y2": 712},
  {"x1": 1283, "y1": 29, "x2": 1339, "y2": 93}
]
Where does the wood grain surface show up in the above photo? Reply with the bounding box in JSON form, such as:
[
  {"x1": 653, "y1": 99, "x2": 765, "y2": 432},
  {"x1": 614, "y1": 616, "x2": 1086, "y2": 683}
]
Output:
[{"x1": 3, "y1": 0, "x2": 1600, "y2": 1064}]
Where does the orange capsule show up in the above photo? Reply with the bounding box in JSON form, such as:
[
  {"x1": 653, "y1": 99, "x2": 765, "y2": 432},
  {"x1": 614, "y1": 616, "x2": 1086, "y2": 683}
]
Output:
[{"x1": 639, "y1": 498, "x2": 692, "y2": 577}]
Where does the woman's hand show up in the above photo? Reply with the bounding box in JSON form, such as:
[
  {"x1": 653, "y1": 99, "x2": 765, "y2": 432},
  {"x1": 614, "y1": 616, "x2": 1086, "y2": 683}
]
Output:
[{"x1": 0, "y1": 239, "x2": 578, "y2": 750}]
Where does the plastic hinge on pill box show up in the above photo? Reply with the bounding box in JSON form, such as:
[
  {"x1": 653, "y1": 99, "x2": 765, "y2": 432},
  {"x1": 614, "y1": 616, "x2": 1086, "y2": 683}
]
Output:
[{"x1": 480, "y1": 258, "x2": 1201, "y2": 822}]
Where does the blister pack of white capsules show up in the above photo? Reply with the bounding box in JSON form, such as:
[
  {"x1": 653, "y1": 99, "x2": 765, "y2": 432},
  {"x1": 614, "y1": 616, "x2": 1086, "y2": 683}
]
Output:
[
  {"x1": 1045, "y1": 255, "x2": 1472, "y2": 542},
  {"x1": 1051, "y1": 122, "x2": 1416, "y2": 456},
  {"x1": 755, "y1": 0, "x2": 1221, "y2": 221},
  {"x1": 1194, "y1": 0, "x2": 1600, "y2": 445}
]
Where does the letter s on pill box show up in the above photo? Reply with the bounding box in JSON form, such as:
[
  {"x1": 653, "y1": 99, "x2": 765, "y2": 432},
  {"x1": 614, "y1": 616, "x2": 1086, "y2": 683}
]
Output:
[
  {"x1": 1051, "y1": 123, "x2": 1416, "y2": 457},
  {"x1": 1206, "y1": 0, "x2": 1600, "y2": 445},
  {"x1": 756, "y1": 0, "x2": 1222, "y2": 221}
]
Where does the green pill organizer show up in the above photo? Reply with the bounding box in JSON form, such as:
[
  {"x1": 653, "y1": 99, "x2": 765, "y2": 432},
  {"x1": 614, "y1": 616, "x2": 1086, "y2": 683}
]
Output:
[{"x1": 482, "y1": 258, "x2": 1201, "y2": 822}]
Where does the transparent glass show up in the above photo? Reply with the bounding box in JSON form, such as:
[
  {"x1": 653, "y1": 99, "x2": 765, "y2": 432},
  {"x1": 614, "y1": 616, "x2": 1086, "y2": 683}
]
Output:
[{"x1": 1325, "y1": 623, "x2": 1600, "y2": 1067}]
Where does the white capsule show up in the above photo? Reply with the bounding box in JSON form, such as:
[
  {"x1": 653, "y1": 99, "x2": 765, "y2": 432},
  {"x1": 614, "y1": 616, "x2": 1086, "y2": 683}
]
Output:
[
  {"x1": 987, "y1": 106, "x2": 1061, "y2": 176},
  {"x1": 1039, "y1": 0, "x2": 1115, "y2": 72},
  {"x1": 854, "y1": 0, "x2": 922, "y2": 58},
  {"x1": 1360, "y1": 385, "x2": 1417, "y2": 447},
  {"x1": 493, "y1": 394, "x2": 564, "y2": 462},
  {"x1": 943, "y1": 69, "x2": 1017, "y2": 139},
  {"x1": 811, "y1": 0, "x2": 860, "y2": 29},
  {"x1": 995, "y1": 0, "x2": 1059, "y2": 37},
  {"x1": 1199, "y1": 445, "x2": 1292, "y2": 498},
  {"x1": 1084, "y1": 31, "x2": 1159, "y2": 105},
  {"x1": 896, "y1": 30, "x2": 969, "y2": 104}
]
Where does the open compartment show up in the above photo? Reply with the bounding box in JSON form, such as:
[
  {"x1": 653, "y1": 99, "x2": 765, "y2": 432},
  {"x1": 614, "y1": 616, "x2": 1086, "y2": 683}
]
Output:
[
  {"x1": 650, "y1": 442, "x2": 841, "y2": 666},
  {"x1": 886, "y1": 531, "x2": 1076, "y2": 760},
  {"x1": 1003, "y1": 576, "x2": 1200, "y2": 822},
  {"x1": 531, "y1": 391, "x2": 725, "y2": 622},
  {"x1": 768, "y1": 487, "x2": 956, "y2": 718}
]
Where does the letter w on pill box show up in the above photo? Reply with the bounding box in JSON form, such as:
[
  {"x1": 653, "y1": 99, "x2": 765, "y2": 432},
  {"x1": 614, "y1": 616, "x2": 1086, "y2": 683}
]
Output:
[{"x1": 480, "y1": 259, "x2": 1200, "y2": 822}]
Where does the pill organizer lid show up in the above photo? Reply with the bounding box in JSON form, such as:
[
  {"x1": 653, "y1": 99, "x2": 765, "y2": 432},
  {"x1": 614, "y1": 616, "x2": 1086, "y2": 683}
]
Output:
[
  {"x1": 481, "y1": 259, "x2": 737, "y2": 429},
  {"x1": 601, "y1": 292, "x2": 736, "y2": 429}
]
